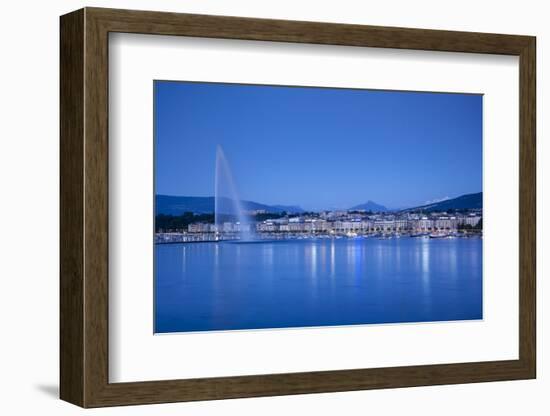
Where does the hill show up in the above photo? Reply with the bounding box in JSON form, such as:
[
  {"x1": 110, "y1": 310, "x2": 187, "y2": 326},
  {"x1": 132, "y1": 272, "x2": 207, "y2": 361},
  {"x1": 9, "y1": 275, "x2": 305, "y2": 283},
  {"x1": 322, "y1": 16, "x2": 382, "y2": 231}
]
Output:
[
  {"x1": 155, "y1": 195, "x2": 304, "y2": 215},
  {"x1": 402, "y1": 192, "x2": 482, "y2": 212},
  {"x1": 349, "y1": 200, "x2": 388, "y2": 212}
]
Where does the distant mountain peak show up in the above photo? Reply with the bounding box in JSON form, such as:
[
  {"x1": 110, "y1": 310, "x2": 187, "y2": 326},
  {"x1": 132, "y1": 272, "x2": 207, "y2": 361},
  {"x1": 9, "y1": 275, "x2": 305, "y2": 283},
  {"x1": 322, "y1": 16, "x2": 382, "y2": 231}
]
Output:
[{"x1": 349, "y1": 200, "x2": 388, "y2": 212}]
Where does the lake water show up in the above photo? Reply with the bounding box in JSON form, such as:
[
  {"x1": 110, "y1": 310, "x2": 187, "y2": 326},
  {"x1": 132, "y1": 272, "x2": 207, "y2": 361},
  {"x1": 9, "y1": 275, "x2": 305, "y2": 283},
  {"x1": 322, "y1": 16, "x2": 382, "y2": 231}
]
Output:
[{"x1": 155, "y1": 237, "x2": 482, "y2": 333}]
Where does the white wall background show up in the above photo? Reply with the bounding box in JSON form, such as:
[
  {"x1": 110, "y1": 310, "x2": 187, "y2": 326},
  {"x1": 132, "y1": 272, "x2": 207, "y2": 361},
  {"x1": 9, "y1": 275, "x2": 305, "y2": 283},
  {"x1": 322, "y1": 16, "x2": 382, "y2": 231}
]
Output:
[{"x1": 0, "y1": 0, "x2": 545, "y2": 414}]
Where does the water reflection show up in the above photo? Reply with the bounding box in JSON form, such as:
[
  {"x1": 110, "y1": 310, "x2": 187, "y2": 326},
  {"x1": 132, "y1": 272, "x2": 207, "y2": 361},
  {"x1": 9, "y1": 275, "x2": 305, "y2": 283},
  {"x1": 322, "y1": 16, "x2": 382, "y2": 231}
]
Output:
[
  {"x1": 419, "y1": 240, "x2": 432, "y2": 313},
  {"x1": 330, "y1": 241, "x2": 336, "y2": 279},
  {"x1": 448, "y1": 242, "x2": 458, "y2": 281},
  {"x1": 308, "y1": 242, "x2": 317, "y2": 279},
  {"x1": 155, "y1": 238, "x2": 483, "y2": 333},
  {"x1": 421, "y1": 239, "x2": 430, "y2": 276},
  {"x1": 263, "y1": 243, "x2": 274, "y2": 268},
  {"x1": 181, "y1": 246, "x2": 186, "y2": 276}
]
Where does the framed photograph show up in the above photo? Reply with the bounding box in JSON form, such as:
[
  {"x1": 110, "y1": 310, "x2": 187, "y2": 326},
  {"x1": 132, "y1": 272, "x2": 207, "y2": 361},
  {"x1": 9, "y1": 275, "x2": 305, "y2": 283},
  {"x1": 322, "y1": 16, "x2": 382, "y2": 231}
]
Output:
[{"x1": 60, "y1": 7, "x2": 536, "y2": 407}]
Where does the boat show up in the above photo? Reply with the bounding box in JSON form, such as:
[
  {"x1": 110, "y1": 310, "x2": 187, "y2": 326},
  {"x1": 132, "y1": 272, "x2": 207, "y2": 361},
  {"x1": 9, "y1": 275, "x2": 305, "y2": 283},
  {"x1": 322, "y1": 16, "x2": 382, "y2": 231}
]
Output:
[
  {"x1": 411, "y1": 232, "x2": 428, "y2": 238},
  {"x1": 429, "y1": 231, "x2": 448, "y2": 238}
]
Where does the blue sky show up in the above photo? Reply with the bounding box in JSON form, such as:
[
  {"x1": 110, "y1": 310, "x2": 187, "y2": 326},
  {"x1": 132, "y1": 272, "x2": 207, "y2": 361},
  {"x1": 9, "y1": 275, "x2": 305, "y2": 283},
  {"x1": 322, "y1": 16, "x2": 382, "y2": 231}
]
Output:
[{"x1": 155, "y1": 81, "x2": 482, "y2": 211}]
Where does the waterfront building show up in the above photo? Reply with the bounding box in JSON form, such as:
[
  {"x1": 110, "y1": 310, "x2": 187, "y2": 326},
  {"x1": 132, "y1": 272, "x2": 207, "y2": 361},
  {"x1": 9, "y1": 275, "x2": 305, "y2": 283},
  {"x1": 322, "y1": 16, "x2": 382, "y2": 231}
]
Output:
[
  {"x1": 188, "y1": 223, "x2": 211, "y2": 233},
  {"x1": 374, "y1": 220, "x2": 395, "y2": 232},
  {"x1": 434, "y1": 217, "x2": 457, "y2": 230},
  {"x1": 361, "y1": 221, "x2": 374, "y2": 232},
  {"x1": 416, "y1": 217, "x2": 434, "y2": 232},
  {"x1": 184, "y1": 209, "x2": 481, "y2": 238},
  {"x1": 257, "y1": 221, "x2": 277, "y2": 232},
  {"x1": 394, "y1": 219, "x2": 408, "y2": 231},
  {"x1": 315, "y1": 219, "x2": 330, "y2": 232},
  {"x1": 463, "y1": 216, "x2": 481, "y2": 227},
  {"x1": 288, "y1": 222, "x2": 304, "y2": 232}
]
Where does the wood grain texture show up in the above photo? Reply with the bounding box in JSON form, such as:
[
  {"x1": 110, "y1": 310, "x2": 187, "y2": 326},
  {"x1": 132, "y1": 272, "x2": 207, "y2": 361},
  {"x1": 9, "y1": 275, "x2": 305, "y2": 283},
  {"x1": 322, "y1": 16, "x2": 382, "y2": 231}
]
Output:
[
  {"x1": 83, "y1": 10, "x2": 110, "y2": 406},
  {"x1": 59, "y1": 8, "x2": 84, "y2": 407},
  {"x1": 518, "y1": 38, "x2": 536, "y2": 375},
  {"x1": 88, "y1": 7, "x2": 532, "y2": 54},
  {"x1": 59, "y1": 7, "x2": 537, "y2": 408}
]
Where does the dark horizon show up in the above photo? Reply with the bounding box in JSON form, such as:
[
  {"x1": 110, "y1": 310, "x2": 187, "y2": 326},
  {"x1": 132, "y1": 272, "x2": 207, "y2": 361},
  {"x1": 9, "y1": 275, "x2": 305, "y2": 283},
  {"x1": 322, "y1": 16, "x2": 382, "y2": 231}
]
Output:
[{"x1": 155, "y1": 81, "x2": 482, "y2": 211}]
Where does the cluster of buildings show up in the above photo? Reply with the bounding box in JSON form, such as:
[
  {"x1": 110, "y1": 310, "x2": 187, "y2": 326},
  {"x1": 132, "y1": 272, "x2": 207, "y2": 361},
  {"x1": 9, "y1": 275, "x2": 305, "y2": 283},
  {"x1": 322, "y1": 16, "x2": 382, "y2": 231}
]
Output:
[{"x1": 185, "y1": 210, "x2": 482, "y2": 237}]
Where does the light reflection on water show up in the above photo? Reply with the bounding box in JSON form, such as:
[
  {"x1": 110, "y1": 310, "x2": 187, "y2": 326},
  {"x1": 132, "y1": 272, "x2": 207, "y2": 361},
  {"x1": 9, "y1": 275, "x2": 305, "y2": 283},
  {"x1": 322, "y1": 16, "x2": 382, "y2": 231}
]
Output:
[{"x1": 155, "y1": 237, "x2": 482, "y2": 333}]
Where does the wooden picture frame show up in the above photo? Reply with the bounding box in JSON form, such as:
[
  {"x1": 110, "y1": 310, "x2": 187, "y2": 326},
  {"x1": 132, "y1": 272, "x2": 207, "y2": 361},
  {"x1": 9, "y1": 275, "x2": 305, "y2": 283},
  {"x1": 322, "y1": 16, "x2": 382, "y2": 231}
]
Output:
[{"x1": 60, "y1": 7, "x2": 536, "y2": 408}]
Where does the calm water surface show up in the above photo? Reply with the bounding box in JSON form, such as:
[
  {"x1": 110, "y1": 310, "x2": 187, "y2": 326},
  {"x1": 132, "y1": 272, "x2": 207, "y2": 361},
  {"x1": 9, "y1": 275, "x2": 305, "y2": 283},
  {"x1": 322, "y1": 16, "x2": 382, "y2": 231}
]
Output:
[{"x1": 155, "y1": 237, "x2": 482, "y2": 333}]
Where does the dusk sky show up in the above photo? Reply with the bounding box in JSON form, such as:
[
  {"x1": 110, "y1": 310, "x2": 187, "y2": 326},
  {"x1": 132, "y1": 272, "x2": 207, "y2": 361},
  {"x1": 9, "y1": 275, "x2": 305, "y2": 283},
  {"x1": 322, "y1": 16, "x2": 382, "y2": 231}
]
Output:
[{"x1": 155, "y1": 81, "x2": 482, "y2": 211}]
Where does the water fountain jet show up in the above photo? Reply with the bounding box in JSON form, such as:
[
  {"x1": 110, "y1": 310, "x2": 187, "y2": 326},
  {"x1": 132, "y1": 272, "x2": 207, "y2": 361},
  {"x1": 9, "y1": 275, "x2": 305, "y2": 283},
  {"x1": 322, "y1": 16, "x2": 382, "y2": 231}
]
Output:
[{"x1": 214, "y1": 145, "x2": 253, "y2": 241}]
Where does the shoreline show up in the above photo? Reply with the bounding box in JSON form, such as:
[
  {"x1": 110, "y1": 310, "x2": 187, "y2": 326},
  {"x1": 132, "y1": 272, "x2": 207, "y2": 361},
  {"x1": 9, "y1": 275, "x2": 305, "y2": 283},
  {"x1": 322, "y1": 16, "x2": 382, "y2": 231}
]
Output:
[{"x1": 154, "y1": 232, "x2": 482, "y2": 245}]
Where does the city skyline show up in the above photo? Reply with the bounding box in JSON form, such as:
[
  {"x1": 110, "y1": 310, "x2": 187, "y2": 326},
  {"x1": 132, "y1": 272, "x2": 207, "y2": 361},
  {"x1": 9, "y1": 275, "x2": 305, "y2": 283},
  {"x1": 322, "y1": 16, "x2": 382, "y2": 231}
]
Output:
[{"x1": 155, "y1": 81, "x2": 482, "y2": 210}]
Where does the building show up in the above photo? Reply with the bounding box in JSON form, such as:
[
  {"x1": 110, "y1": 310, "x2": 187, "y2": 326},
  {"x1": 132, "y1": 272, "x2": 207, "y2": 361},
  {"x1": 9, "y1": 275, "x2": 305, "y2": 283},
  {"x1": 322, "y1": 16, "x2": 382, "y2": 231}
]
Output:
[
  {"x1": 184, "y1": 210, "x2": 481, "y2": 238},
  {"x1": 415, "y1": 217, "x2": 434, "y2": 232},
  {"x1": 394, "y1": 219, "x2": 409, "y2": 231},
  {"x1": 434, "y1": 216, "x2": 458, "y2": 230},
  {"x1": 374, "y1": 220, "x2": 395, "y2": 232},
  {"x1": 188, "y1": 223, "x2": 211, "y2": 233},
  {"x1": 463, "y1": 215, "x2": 481, "y2": 227},
  {"x1": 257, "y1": 221, "x2": 277, "y2": 232}
]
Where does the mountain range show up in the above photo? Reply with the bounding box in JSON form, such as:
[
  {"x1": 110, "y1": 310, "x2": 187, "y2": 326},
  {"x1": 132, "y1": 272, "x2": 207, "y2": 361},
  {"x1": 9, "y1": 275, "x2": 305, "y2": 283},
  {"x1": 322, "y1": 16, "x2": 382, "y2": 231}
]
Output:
[
  {"x1": 156, "y1": 192, "x2": 482, "y2": 216},
  {"x1": 400, "y1": 192, "x2": 482, "y2": 212},
  {"x1": 156, "y1": 195, "x2": 304, "y2": 216}
]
